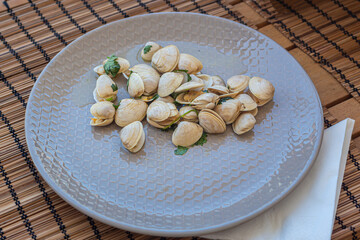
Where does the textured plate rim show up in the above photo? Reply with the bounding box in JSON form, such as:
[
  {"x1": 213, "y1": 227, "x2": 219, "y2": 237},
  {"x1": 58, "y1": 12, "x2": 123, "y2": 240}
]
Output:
[{"x1": 25, "y1": 12, "x2": 323, "y2": 237}]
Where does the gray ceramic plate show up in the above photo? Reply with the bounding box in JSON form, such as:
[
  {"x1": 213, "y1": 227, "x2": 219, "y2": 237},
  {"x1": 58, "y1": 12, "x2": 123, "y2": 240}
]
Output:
[{"x1": 25, "y1": 13, "x2": 323, "y2": 236}]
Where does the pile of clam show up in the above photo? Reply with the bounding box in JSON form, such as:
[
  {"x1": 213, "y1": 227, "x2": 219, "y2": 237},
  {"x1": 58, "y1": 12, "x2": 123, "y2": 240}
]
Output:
[{"x1": 90, "y1": 42, "x2": 275, "y2": 154}]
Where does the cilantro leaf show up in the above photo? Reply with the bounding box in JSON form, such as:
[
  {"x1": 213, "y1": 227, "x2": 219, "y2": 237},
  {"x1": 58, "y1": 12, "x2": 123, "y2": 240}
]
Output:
[
  {"x1": 193, "y1": 133, "x2": 207, "y2": 146},
  {"x1": 203, "y1": 89, "x2": 209, "y2": 93},
  {"x1": 113, "y1": 103, "x2": 119, "y2": 110},
  {"x1": 111, "y1": 83, "x2": 118, "y2": 92},
  {"x1": 174, "y1": 69, "x2": 192, "y2": 82},
  {"x1": 104, "y1": 54, "x2": 120, "y2": 77},
  {"x1": 143, "y1": 45, "x2": 152, "y2": 54},
  {"x1": 175, "y1": 146, "x2": 189, "y2": 155},
  {"x1": 105, "y1": 96, "x2": 114, "y2": 101},
  {"x1": 218, "y1": 97, "x2": 233, "y2": 105},
  {"x1": 162, "y1": 109, "x2": 197, "y2": 130},
  {"x1": 151, "y1": 93, "x2": 159, "y2": 101}
]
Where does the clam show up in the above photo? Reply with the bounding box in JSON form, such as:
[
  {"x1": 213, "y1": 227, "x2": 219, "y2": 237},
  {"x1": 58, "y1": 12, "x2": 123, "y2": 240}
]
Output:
[
  {"x1": 214, "y1": 99, "x2": 242, "y2": 124},
  {"x1": 179, "y1": 106, "x2": 198, "y2": 122},
  {"x1": 127, "y1": 72, "x2": 145, "y2": 98},
  {"x1": 248, "y1": 77, "x2": 275, "y2": 106},
  {"x1": 115, "y1": 99, "x2": 147, "y2": 127},
  {"x1": 140, "y1": 94, "x2": 158, "y2": 103},
  {"x1": 196, "y1": 74, "x2": 213, "y2": 89},
  {"x1": 208, "y1": 85, "x2": 229, "y2": 95},
  {"x1": 90, "y1": 101, "x2": 115, "y2": 126},
  {"x1": 234, "y1": 94, "x2": 257, "y2": 111},
  {"x1": 158, "y1": 72, "x2": 184, "y2": 97},
  {"x1": 174, "y1": 81, "x2": 205, "y2": 93},
  {"x1": 94, "y1": 75, "x2": 118, "y2": 102},
  {"x1": 129, "y1": 64, "x2": 161, "y2": 95},
  {"x1": 141, "y1": 42, "x2": 162, "y2": 61},
  {"x1": 147, "y1": 101, "x2": 180, "y2": 128},
  {"x1": 226, "y1": 75, "x2": 250, "y2": 93},
  {"x1": 155, "y1": 96, "x2": 175, "y2": 103},
  {"x1": 176, "y1": 91, "x2": 203, "y2": 104},
  {"x1": 191, "y1": 93, "x2": 220, "y2": 110},
  {"x1": 94, "y1": 65, "x2": 105, "y2": 76},
  {"x1": 177, "y1": 54, "x2": 203, "y2": 74},
  {"x1": 102, "y1": 56, "x2": 130, "y2": 77},
  {"x1": 198, "y1": 109, "x2": 226, "y2": 134},
  {"x1": 120, "y1": 121, "x2": 145, "y2": 153},
  {"x1": 249, "y1": 108, "x2": 258, "y2": 116},
  {"x1": 151, "y1": 45, "x2": 180, "y2": 73},
  {"x1": 232, "y1": 113, "x2": 256, "y2": 135},
  {"x1": 172, "y1": 121, "x2": 203, "y2": 147},
  {"x1": 211, "y1": 75, "x2": 225, "y2": 86}
]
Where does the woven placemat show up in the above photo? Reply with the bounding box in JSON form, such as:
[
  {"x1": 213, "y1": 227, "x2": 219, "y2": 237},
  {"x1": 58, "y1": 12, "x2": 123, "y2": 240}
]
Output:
[{"x1": 0, "y1": 0, "x2": 358, "y2": 239}]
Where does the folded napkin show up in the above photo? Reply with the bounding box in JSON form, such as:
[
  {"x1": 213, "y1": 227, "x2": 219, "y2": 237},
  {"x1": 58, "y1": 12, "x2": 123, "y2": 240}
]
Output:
[{"x1": 202, "y1": 118, "x2": 354, "y2": 240}]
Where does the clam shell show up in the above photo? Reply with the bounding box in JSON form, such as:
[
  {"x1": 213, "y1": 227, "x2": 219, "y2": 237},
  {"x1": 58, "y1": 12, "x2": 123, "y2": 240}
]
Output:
[
  {"x1": 249, "y1": 107, "x2": 258, "y2": 116},
  {"x1": 179, "y1": 106, "x2": 198, "y2": 122},
  {"x1": 90, "y1": 101, "x2": 115, "y2": 119},
  {"x1": 158, "y1": 72, "x2": 184, "y2": 97},
  {"x1": 130, "y1": 64, "x2": 161, "y2": 95},
  {"x1": 172, "y1": 121, "x2": 203, "y2": 147},
  {"x1": 198, "y1": 109, "x2": 226, "y2": 134},
  {"x1": 177, "y1": 53, "x2": 203, "y2": 74},
  {"x1": 226, "y1": 75, "x2": 250, "y2": 93},
  {"x1": 93, "y1": 88, "x2": 117, "y2": 102},
  {"x1": 249, "y1": 77, "x2": 275, "y2": 100},
  {"x1": 103, "y1": 57, "x2": 130, "y2": 75},
  {"x1": 155, "y1": 96, "x2": 175, "y2": 103},
  {"x1": 218, "y1": 92, "x2": 239, "y2": 98},
  {"x1": 248, "y1": 91, "x2": 272, "y2": 106},
  {"x1": 208, "y1": 85, "x2": 229, "y2": 95},
  {"x1": 120, "y1": 121, "x2": 145, "y2": 153},
  {"x1": 147, "y1": 100, "x2": 171, "y2": 122},
  {"x1": 94, "y1": 65, "x2": 105, "y2": 76},
  {"x1": 175, "y1": 81, "x2": 205, "y2": 93},
  {"x1": 90, "y1": 118, "x2": 113, "y2": 126},
  {"x1": 147, "y1": 116, "x2": 167, "y2": 129},
  {"x1": 141, "y1": 42, "x2": 162, "y2": 62},
  {"x1": 128, "y1": 72, "x2": 145, "y2": 98},
  {"x1": 96, "y1": 75, "x2": 118, "y2": 99},
  {"x1": 191, "y1": 93, "x2": 220, "y2": 110},
  {"x1": 234, "y1": 93, "x2": 257, "y2": 111},
  {"x1": 211, "y1": 75, "x2": 225, "y2": 86},
  {"x1": 176, "y1": 91, "x2": 203, "y2": 104},
  {"x1": 232, "y1": 113, "x2": 256, "y2": 135},
  {"x1": 140, "y1": 94, "x2": 158, "y2": 103},
  {"x1": 151, "y1": 45, "x2": 180, "y2": 73},
  {"x1": 196, "y1": 74, "x2": 213, "y2": 89},
  {"x1": 214, "y1": 99, "x2": 242, "y2": 124},
  {"x1": 115, "y1": 99, "x2": 147, "y2": 127}
]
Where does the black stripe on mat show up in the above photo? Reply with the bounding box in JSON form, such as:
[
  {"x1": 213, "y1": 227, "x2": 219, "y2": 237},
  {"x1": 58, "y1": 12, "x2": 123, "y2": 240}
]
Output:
[
  {"x1": 0, "y1": 227, "x2": 6, "y2": 240},
  {"x1": 137, "y1": 0, "x2": 153, "y2": 13},
  {"x1": 55, "y1": 0, "x2": 87, "y2": 33},
  {"x1": 0, "y1": 111, "x2": 70, "y2": 239},
  {"x1": 80, "y1": 0, "x2": 107, "y2": 24},
  {"x1": 274, "y1": 0, "x2": 360, "y2": 70},
  {"x1": 0, "y1": 33, "x2": 37, "y2": 81},
  {"x1": 125, "y1": 231, "x2": 135, "y2": 240},
  {"x1": 3, "y1": 1, "x2": 50, "y2": 62},
  {"x1": 331, "y1": 0, "x2": 360, "y2": 23},
  {"x1": 163, "y1": 0, "x2": 178, "y2": 12},
  {"x1": 335, "y1": 215, "x2": 358, "y2": 240},
  {"x1": 108, "y1": 0, "x2": 130, "y2": 18},
  {"x1": 87, "y1": 217, "x2": 101, "y2": 240},
  {"x1": 27, "y1": 0, "x2": 68, "y2": 45},
  {"x1": 190, "y1": 0, "x2": 207, "y2": 14},
  {"x1": 305, "y1": 0, "x2": 360, "y2": 47},
  {"x1": 216, "y1": 0, "x2": 246, "y2": 25},
  {"x1": 0, "y1": 71, "x2": 27, "y2": 107},
  {"x1": 251, "y1": 0, "x2": 360, "y2": 97}
]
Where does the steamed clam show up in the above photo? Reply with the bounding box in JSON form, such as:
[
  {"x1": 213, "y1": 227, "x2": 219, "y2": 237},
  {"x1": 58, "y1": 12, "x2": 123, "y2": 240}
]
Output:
[
  {"x1": 211, "y1": 75, "x2": 225, "y2": 86},
  {"x1": 152, "y1": 45, "x2": 180, "y2": 73},
  {"x1": 90, "y1": 101, "x2": 115, "y2": 126},
  {"x1": 172, "y1": 121, "x2": 203, "y2": 147},
  {"x1": 179, "y1": 106, "x2": 198, "y2": 122},
  {"x1": 128, "y1": 64, "x2": 161, "y2": 95},
  {"x1": 94, "y1": 75, "x2": 118, "y2": 102},
  {"x1": 155, "y1": 96, "x2": 175, "y2": 103},
  {"x1": 94, "y1": 55, "x2": 130, "y2": 77},
  {"x1": 147, "y1": 101, "x2": 180, "y2": 129},
  {"x1": 232, "y1": 113, "x2": 256, "y2": 135},
  {"x1": 141, "y1": 42, "x2": 162, "y2": 61},
  {"x1": 175, "y1": 81, "x2": 205, "y2": 93},
  {"x1": 214, "y1": 99, "x2": 242, "y2": 124},
  {"x1": 115, "y1": 99, "x2": 147, "y2": 127},
  {"x1": 158, "y1": 72, "x2": 184, "y2": 97},
  {"x1": 191, "y1": 93, "x2": 220, "y2": 110},
  {"x1": 127, "y1": 72, "x2": 145, "y2": 98},
  {"x1": 198, "y1": 109, "x2": 226, "y2": 134},
  {"x1": 226, "y1": 75, "x2": 250, "y2": 93},
  {"x1": 248, "y1": 77, "x2": 275, "y2": 106},
  {"x1": 178, "y1": 54, "x2": 203, "y2": 74},
  {"x1": 120, "y1": 121, "x2": 145, "y2": 153},
  {"x1": 234, "y1": 94, "x2": 257, "y2": 111},
  {"x1": 176, "y1": 90, "x2": 203, "y2": 104},
  {"x1": 208, "y1": 85, "x2": 229, "y2": 95}
]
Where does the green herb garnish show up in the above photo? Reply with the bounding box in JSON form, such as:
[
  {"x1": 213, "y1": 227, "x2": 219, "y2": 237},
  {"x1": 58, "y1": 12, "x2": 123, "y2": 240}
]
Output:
[
  {"x1": 203, "y1": 90, "x2": 209, "y2": 93},
  {"x1": 151, "y1": 93, "x2": 159, "y2": 101},
  {"x1": 174, "y1": 69, "x2": 192, "y2": 82},
  {"x1": 111, "y1": 83, "x2": 118, "y2": 92},
  {"x1": 162, "y1": 109, "x2": 197, "y2": 130},
  {"x1": 113, "y1": 102, "x2": 120, "y2": 110},
  {"x1": 105, "y1": 96, "x2": 114, "y2": 101},
  {"x1": 194, "y1": 133, "x2": 207, "y2": 146},
  {"x1": 143, "y1": 45, "x2": 152, "y2": 54},
  {"x1": 218, "y1": 97, "x2": 233, "y2": 105},
  {"x1": 175, "y1": 146, "x2": 189, "y2": 155},
  {"x1": 104, "y1": 54, "x2": 120, "y2": 77}
]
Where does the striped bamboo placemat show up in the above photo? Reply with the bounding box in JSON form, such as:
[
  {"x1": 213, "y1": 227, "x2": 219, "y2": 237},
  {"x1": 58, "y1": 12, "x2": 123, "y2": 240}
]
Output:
[{"x1": 0, "y1": 0, "x2": 359, "y2": 239}]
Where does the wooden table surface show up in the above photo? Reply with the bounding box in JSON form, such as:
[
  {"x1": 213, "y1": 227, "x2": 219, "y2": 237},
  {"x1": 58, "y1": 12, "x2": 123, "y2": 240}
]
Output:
[{"x1": 0, "y1": 0, "x2": 359, "y2": 239}]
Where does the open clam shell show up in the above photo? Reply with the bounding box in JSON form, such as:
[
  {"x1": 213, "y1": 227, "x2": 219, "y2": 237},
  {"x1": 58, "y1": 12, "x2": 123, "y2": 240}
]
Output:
[
  {"x1": 248, "y1": 76, "x2": 275, "y2": 102},
  {"x1": 158, "y1": 72, "x2": 184, "y2": 97},
  {"x1": 177, "y1": 53, "x2": 203, "y2": 74},
  {"x1": 151, "y1": 45, "x2": 180, "y2": 73},
  {"x1": 120, "y1": 121, "x2": 145, "y2": 153},
  {"x1": 179, "y1": 106, "x2": 198, "y2": 122},
  {"x1": 198, "y1": 109, "x2": 226, "y2": 134},
  {"x1": 232, "y1": 112, "x2": 256, "y2": 135},
  {"x1": 141, "y1": 42, "x2": 162, "y2": 62},
  {"x1": 235, "y1": 93, "x2": 257, "y2": 111},
  {"x1": 172, "y1": 121, "x2": 203, "y2": 147},
  {"x1": 208, "y1": 85, "x2": 229, "y2": 95},
  {"x1": 128, "y1": 72, "x2": 145, "y2": 98},
  {"x1": 191, "y1": 93, "x2": 220, "y2": 110},
  {"x1": 214, "y1": 99, "x2": 242, "y2": 124},
  {"x1": 147, "y1": 100, "x2": 171, "y2": 122},
  {"x1": 90, "y1": 101, "x2": 115, "y2": 126},
  {"x1": 95, "y1": 75, "x2": 118, "y2": 99},
  {"x1": 174, "y1": 81, "x2": 205, "y2": 93},
  {"x1": 226, "y1": 75, "x2": 250, "y2": 93},
  {"x1": 129, "y1": 64, "x2": 161, "y2": 96},
  {"x1": 115, "y1": 99, "x2": 147, "y2": 127}
]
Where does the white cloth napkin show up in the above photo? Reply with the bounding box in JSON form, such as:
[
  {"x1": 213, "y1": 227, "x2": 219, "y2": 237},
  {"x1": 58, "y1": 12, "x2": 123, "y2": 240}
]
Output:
[{"x1": 202, "y1": 118, "x2": 355, "y2": 240}]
